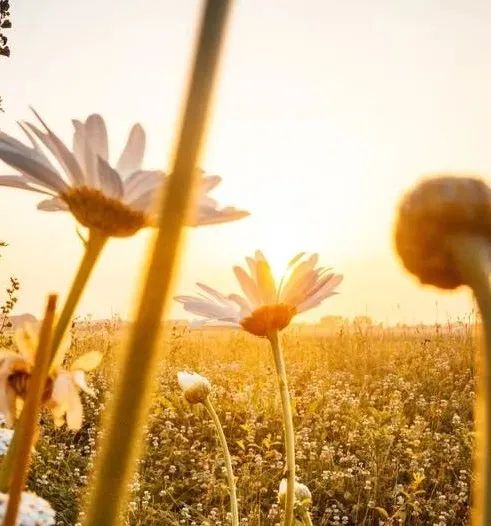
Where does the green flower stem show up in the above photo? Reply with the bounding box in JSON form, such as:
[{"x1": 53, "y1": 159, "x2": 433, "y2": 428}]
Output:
[
  {"x1": 449, "y1": 235, "x2": 491, "y2": 526},
  {"x1": 0, "y1": 294, "x2": 57, "y2": 524},
  {"x1": 203, "y1": 397, "x2": 239, "y2": 526},
  {"x1": 268, "y1": 329, "x2": 296, "y2": 526},
  {"x1": 49, "y1": 229, "x2": 107, "y2": 362},
  {"x1": 300, "y1": 509, "x2": 314, "y2": 526},
  {"x1": 82, "y1": 3, "x2": 232, "y2": 524}
]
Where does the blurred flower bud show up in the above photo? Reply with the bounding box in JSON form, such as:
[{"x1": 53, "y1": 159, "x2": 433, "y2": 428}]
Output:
[
  {"x1": 395, "y1": 175, "x2": 491, "y2": 289},
  {"x1": 177, "y1": 371, "x2": 211, "y2": 404},
  {"x1": 278, "y1": 479, "x2": 312, "y2": 509}
]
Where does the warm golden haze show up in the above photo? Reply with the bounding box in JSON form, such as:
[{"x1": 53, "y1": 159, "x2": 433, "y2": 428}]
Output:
[
  {"x1": 0, "y1": 1, "x2": 489, "y2": 525},
  {"x1": 2, "y1": 0, "x2": 487, "y2": 324}
]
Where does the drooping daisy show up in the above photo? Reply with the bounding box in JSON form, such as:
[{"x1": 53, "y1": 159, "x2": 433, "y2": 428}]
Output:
[
  {"x1": 177, "y1": 371, "x2": 212, "y2": 404},
  {"x1": 0, "y1": 323, "x2": 64, "y2": 427},
  {"x1": 0, "y1": 110, "x2": 248, "y2": 237},
  {"x1": 176, "y1": 251, "x2": 343, "y2": 336},
  {"x1": 0, "y1": 491, "x2": 55, "y2": 525},
  {"x1": 0, "y1": 323, "x2": 100, "y2": 430}
]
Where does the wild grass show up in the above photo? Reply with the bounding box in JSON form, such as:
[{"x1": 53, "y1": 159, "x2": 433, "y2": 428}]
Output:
[{"x1": 22, "y1": 322, "x2": 474, "y2": 525}]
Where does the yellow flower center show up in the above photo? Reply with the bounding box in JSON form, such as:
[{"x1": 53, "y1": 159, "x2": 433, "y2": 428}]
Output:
[
  {"x1": 62, "y1": 186, "x2": 149, "y2": 237},
  {"x1": 240, "y1": 303, "x2": 296, "y2": 337}
]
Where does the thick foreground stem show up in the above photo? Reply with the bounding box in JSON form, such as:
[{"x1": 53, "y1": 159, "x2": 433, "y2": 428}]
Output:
[
  {"x1": 268, "y1": 330, "x2": 296, "y2": 526},
  {"x1": 82, "y1": 3, "x2": 232, "y2": 524},
  {"x1": 449, "y1": 235, "x2": 491, "y2": 526},
  {"x1": 50, "y1": 229, "x2": 107, "y2": 362},
  {"x1": 1, "y1": 294, "x2": 57, "y2": 526},
  {"x1": 204, "y1": 398, "x2": 239, "y2": 526}
]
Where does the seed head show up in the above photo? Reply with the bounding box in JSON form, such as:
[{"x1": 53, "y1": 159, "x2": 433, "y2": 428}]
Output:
[{"x1": 395, "y1": 175, "x2": 491, "y2": 289}]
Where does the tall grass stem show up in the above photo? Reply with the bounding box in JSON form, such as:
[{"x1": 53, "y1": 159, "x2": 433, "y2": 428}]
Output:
[
  {"x1": 268, "y1": 329, "x2": 296, "y2": 526},
  {"x1": 1, "y1": 294, "x2": 57, "y2": 526},
  {"x1": 82, "y1": 2, "x2": 232, "y2": 524}
]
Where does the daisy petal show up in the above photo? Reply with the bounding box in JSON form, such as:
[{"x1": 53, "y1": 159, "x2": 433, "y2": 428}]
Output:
[
  {"x1": 71, "y1": 350, "x2": 103, "y2": 372},
  {"x1": 97, "y1": 157, "x2": 124, "y2": 199},
  {"x1": 66, "y1": 388, "x2": 84, "y2": 430},
  {"x1": 256, "y1": 259, "x2": 277, "y2": 304},
  {"x1": 72, "y1": 119, "x2": 87, "y2": 175},
  {"x1": 192, "y1": 207, "x2": 250, "y2": 226},
  {"x1": 37, "y1": 197, "x2": 69, "y2": 211},
  {"x1": 85, "y1": 114, "x2": 108, "y2": 161},
  {"x1": 0, "y1": 175, "x2": 54, "y2": 196},
  {"x1": 72, "y1": 370, "x2": 95, "y2": 396},
  {"x1": 116, "y1": 123, "x2": 146, "y2": 178},
  {"x1": 201, "y1": 174, "x2": 222, "y2": 192},
  {"x1": 233, "y1": 266, "x2": 260, "y2": 308},
  {"x1": 28, "y1": 108, "x2": 85, "y2": 185},
  {"x1": 0, "y1": 144, "x2": 68, "y2": 193}
]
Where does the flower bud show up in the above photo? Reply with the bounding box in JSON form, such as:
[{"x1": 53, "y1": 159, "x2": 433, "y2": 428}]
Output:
[
  {"x1": 278, "y1": 479, "x2": 312, "y2": 509},
  {"x1": 395, "y1": 175, "x2": 491, "y2": 289},
  {"x1": 177, "y1": 371, "x2": 211, "y2": 404}
]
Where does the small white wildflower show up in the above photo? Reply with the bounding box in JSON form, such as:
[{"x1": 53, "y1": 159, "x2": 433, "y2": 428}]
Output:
[{"x1": 0, "y1": 428, "x2": 13, "y2": 455}]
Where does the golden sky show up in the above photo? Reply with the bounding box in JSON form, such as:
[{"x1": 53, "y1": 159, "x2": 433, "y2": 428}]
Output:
[{"x1": 1, "y1": 0, "x2": 490, "y2": 324}]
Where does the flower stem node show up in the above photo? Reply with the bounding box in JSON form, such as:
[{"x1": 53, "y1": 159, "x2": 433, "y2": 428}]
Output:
[
  {"x1": 177, "y1": 371, "x2": 211, "y2": 405},
  {"x1": 395, "y1": 175, "x2": 491, "y2": 289}
]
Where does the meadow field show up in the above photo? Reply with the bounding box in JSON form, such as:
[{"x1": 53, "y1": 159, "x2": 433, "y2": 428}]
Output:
[{"x1": 20, "y1": 322, "x2": 475, "y2": 526}]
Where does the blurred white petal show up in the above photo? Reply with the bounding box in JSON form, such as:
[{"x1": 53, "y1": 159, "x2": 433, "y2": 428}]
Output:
[{"x1": 116, "y1": 123, "x2": 145, "y2": 178}]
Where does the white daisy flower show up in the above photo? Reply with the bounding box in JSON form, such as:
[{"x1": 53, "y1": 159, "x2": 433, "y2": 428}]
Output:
[
  {"x1": 177, "y1": 371, "x2": 211, "y2": 404},
  {"x1": 0, "y1": 110, "x2": 248, "y2": 237},
  {"x1": 0, "y1": 491, "x2": 55, "y2": 525},
  {"x1": 0, "y1": 323, "x2": 100, "y2": 430},
  {"x1": 176, "y1": 251, "x2": 343, "y2": 336},
  {"x1": 0, "y1": 322, "x2": 69, "y2": 427}
]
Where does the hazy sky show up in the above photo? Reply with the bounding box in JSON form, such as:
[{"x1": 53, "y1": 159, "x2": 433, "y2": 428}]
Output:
[{"x1": 1, "y1": 0, "x2": 489, "y2": 324}]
